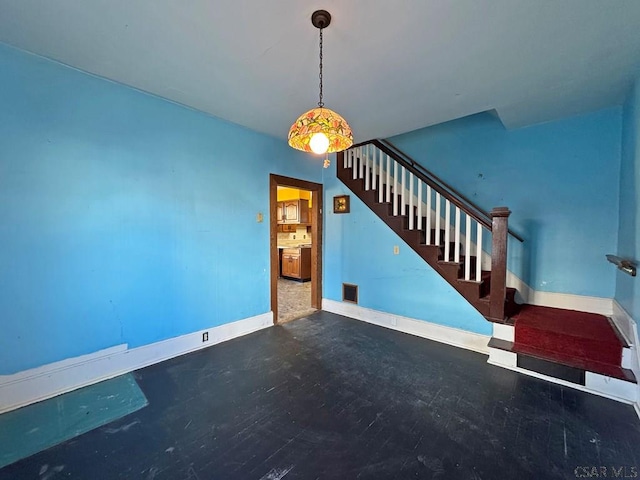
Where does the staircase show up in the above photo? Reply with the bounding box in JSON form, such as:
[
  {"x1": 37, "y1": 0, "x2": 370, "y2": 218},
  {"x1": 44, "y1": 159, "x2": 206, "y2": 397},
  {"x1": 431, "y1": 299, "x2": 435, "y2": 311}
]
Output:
[
  {"x1": 336, "y1": 140, "x2": 637, "y2": 401},
  {"x1": 337, "y1": 140, "x2": 521, "y2": 324}
]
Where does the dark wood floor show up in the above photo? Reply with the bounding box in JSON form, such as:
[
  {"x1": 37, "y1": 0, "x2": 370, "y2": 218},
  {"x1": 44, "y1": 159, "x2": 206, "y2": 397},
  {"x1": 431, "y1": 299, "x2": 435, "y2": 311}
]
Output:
[{"x1": 2, "y1": 311, "x2": 639, "y2": 479}]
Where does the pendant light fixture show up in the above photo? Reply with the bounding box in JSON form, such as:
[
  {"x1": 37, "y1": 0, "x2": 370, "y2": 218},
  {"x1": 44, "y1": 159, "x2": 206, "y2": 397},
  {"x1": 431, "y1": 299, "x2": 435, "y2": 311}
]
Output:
[{"x1": 288, "y1": 10, "x2": 353, "y2": 163}]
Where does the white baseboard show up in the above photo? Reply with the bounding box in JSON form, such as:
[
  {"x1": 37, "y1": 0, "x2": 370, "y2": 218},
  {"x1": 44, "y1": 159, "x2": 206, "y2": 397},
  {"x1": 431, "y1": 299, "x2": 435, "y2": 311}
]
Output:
[
  {"x1": 529, "y1": 291, "x2": 613, "y2": 315},
  {"x1": 0, "y1": 312, "x2": 273, "y2": 414},
  {"x1": 506, "y1": 271, "x2": 613, "y2": 315},
  {"x1": 322, "y1": 298, "x2": 490, "y2": 355}
]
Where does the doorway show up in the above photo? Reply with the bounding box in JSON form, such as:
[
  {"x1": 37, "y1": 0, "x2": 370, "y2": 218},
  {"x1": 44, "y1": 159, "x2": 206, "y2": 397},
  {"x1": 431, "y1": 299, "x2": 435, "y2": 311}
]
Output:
[{"x1": 270, "y1": 174, "x2": 323, "y2": 324}]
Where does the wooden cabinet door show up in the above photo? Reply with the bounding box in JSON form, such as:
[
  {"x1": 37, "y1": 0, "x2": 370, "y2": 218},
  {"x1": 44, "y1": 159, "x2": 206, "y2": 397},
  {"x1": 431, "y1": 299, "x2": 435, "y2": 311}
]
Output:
[
  {"x1": 276, "y1": 202, "x2": 285, "y2": 224},
  {"x1": 281, "y1": 253, "x2": 291, "y2": 277},
  {"x1": 283, "y1": 201, "x2": 299, "y2": 223},
  {"x1": 281, "y1": 249, "x2": 301, "y2": 278},
  {"x1": 298, "y1": 199, "x2": 309, "y2": 224},
  {"x1": 289, "y1": 254, "x2": 300, "y2": 277}
]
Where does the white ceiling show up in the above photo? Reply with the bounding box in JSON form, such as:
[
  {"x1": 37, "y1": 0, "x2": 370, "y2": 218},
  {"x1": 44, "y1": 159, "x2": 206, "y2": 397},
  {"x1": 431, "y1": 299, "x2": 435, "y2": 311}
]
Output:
[{"x1": 1, "y1": 1, "x2": 640, "y2": 141}]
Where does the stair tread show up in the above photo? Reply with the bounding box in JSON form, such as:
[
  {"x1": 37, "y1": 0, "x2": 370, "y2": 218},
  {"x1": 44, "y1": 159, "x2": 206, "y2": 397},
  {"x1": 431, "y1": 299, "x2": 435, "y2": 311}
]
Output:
[
  {"x1": 513, "y1": 304, "x2": 622, "y2": 343},
  {"x1": 512, "y1": 304, "x2": 626, "y2": 372}
]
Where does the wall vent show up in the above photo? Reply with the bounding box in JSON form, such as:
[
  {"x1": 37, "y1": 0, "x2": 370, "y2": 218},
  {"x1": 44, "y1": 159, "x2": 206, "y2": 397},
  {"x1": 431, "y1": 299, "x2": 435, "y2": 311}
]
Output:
[{"x1": 342, "y1": 283, "x2": 358, "y2": 304}]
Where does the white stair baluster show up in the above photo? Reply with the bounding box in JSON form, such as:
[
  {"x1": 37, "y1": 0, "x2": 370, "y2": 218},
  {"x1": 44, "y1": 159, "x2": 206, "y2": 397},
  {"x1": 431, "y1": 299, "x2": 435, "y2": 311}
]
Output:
[
  {"x1": 365, "y1": 146, "x2": 370, "y2": 191},
  {"x1": 435, "y1": 192, "x2": 441, "y2": 246},
  {"x1": 352, "y1": 149, "x2": 357, "y2": 179},
  {"x1": 359, "y1": 147, "x2": 364, "y2": 179},
  {"x1": 476, "y1": 224, "x2": 483, "y2": 282},
  {"x1": 401, "y1": 166, "x2": 406, "y2": 216},
  {"x1": 408, "y1": 172, "x2": 415, "y2": 229},
  {"x1": 378, "y1": 149, "x2": 384, "y2": 203},
  {"x1": 454, "y1": 207, "x2": 461, "y2": 263},
  {"x1": 444, "y1": 199, "x2": 451, "y2": 261},
  {"x1": 465, "y1": 214, "x2": 472, "y2": 281},
  {"x1": 417, "y1": 181, "x2": 423, "y2": 230},
  {"x1": 372, "y1": 147, "x2": 377, "y2": 192},
  {"x1": 393, "y1": 161, "x2": 398, "y2": 216},
  {"x1": 426, "y1": 185, "x2": 432, "y2": 244},
  {"x1": 386, "y1": 154, "x2": 391, "y2": 203}
]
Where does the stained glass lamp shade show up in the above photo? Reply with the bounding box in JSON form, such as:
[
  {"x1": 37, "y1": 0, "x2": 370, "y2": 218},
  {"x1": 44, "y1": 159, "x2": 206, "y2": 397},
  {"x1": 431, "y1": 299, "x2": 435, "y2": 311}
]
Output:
[{"x1": 288, "y1": 107, "x2": 353, "y2": 154}]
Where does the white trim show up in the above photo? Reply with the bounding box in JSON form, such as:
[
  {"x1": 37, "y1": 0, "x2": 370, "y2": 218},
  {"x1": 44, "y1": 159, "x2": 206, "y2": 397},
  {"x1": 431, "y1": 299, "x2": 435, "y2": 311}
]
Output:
[
  {"x1": 507, "y1": 270, "x2": 531, "y2": 303},
  {"x1": 322, "y1": 298, "x2": 490, "y2": 355},
  {"x1": 622, "y1": 347, "x2": 635, "y2": 370},
  {"x1": 612, "y1": 300, "x2": 640, "y2": 415},
  {"x1": 612, "y1": 300, "x2": 637, "y2": 347},
  {"x1": 505, "y1": 270, "x2": 613, "y2": 315},
  {"x1": 528, "y1": 291, "x2": 613, "y2": 315},
  {"x1": 0, "y1": 312, "x2": 273, "y2": 414},
  {"x1": 487, "y1": 357, "x2": 637, "y2": 405},
  {"x1": 585, "y1": 372, "x2": 638, "y2": 403},
  {"x1": 492, "y1": 323, "x2": 514, "y2": 342},
  {"x1": 488, "y1": 347, "x2": 517, "y2": 367}
]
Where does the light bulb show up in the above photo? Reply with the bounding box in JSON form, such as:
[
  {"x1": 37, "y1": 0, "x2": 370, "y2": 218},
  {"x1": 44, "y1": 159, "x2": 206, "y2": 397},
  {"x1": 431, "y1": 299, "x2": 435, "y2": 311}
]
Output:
[{"x1": 309, "y1": 132, "x2": 329, "y2": 154}]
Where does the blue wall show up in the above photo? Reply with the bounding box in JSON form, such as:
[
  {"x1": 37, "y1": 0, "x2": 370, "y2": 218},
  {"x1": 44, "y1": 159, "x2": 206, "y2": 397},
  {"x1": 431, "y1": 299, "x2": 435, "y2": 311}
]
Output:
[
  {"x1": 322, "y1": 164, "x2": 491, "y2": 336},
  {"x1": 0, "y1": 44, "x2": 321, "y2": 374},
  {"x1": 616, "y1": 76, "x2": 640, "y2": 321},
  {"x1": 388, "y1": 110, "x2": 622, "y2": 298}
]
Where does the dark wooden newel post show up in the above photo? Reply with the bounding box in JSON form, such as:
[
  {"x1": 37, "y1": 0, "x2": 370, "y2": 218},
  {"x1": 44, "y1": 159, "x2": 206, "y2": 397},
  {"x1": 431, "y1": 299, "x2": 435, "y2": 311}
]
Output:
[{"x1": 489, "y1": 207, "x2": 511, "y2": 322}]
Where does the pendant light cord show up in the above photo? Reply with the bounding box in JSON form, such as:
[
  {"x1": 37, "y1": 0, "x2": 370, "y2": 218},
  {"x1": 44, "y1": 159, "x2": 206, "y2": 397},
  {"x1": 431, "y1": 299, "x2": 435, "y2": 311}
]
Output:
[{"x1": 318, "y1": 27, "x2": 324, "y2": 108}]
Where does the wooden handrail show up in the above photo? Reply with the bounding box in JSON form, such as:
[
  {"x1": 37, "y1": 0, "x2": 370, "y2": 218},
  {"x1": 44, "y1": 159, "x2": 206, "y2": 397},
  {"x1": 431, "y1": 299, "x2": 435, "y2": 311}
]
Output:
[{"x1": 350, "y1": 139, "x2": 525, "y2": 242}]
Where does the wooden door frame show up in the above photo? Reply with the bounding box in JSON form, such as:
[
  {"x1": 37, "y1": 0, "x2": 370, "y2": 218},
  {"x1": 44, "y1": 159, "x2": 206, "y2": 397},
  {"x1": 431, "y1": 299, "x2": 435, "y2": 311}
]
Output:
[{"x1": 270, "y1": 174, "x2": 323, "y2": 324}]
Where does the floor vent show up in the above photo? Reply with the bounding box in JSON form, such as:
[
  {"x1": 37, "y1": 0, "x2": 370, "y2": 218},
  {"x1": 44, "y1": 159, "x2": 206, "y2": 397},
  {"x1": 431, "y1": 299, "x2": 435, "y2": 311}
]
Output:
[{"x1": 342, "y1": 283, "x2": 358, "y2": 304}]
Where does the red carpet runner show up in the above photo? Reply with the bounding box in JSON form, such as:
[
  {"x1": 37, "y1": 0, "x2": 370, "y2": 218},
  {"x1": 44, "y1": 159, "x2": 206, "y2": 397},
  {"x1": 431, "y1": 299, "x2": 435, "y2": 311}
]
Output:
[{"x1": 512, "y1": 304, "x2": 633, "y2": 381}]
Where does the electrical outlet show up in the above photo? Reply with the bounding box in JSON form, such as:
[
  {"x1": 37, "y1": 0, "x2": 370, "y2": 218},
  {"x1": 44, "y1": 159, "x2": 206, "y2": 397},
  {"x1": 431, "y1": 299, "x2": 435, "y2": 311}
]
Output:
[
  {"x1": 393, "y1": 245, "x2": 400, "y2": 255},
  {"x1": 256, "y1": 212, "x2": 263, "y2": 223},
  {"x1": 202, "y1": 332, "x2": 209, "y2": 342},
  {"x1": 391, "y1": 317, "x2": 398, "y2": 326},
  {"x1": 293, "y1": 235, "x2": 296, "y2": 239}
]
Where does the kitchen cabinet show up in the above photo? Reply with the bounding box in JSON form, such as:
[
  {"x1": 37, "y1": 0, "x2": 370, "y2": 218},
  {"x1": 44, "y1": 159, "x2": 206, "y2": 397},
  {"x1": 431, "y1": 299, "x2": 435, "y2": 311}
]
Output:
[
  {"x1": 277, "y1": 199, "x2": 309, "y2": 224},
  {"x1": 276, "y1": 203, "x2": 284, "y2": 223},
  {"x1": 281, "y1": 247, "x2": 311, "y2": 281}
]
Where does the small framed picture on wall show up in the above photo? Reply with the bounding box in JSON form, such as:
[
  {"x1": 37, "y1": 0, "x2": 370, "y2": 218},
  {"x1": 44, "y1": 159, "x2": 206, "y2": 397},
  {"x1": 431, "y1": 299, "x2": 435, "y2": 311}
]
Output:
[{"x1": 333, "y1": 195, "x2": 350, "y2": 214}]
